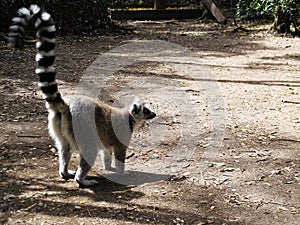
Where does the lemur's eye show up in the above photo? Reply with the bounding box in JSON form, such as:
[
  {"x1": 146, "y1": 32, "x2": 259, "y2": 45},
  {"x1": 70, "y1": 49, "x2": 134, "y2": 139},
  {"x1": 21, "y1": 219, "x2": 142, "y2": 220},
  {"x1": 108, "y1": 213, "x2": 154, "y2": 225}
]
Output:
[{"x1": 143, "y1": 108, "x2": 149, "y2": 114}]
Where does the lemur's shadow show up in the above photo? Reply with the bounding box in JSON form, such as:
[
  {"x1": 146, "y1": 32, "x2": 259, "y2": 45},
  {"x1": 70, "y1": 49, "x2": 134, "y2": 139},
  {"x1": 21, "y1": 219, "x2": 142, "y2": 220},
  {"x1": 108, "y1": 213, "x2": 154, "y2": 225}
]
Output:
[
  {"x1": 89, "y1": 170, "x2": 171, "y2": 192},
  {"x1": 87, "y1": 171, "x2": 171, "y2": 202}
]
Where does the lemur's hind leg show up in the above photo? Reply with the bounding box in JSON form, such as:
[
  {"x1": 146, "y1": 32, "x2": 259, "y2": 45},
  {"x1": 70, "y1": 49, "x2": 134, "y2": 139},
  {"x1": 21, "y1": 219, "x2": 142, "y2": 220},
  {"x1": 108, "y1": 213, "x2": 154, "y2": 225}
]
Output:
[
  {"x1": 75, "y1": 149, "x2": 99, "y2": 187},
  {"x1": 58, "y1": 141, "x2": 75, "y2": 180},
  {"x1": 100, "y1": 149, "x2": 116, "y2": 172},
  {"x1": 49, "y1": 111, "x2": 75, "y2": 180}
]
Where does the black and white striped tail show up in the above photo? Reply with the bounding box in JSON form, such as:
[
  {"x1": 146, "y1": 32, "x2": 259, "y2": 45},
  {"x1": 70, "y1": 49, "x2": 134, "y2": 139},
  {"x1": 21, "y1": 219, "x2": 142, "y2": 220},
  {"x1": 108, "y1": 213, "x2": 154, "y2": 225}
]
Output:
[{"x1": 8, "y1": 5, "x2": 63, "y2": 103}]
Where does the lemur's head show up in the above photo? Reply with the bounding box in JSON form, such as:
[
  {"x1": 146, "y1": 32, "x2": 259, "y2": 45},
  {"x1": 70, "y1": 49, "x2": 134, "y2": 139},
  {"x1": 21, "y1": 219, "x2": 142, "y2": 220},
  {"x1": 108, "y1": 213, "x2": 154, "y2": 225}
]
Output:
[{"x1": 129, "y1": 100, "x2": 156, "y2": 127}]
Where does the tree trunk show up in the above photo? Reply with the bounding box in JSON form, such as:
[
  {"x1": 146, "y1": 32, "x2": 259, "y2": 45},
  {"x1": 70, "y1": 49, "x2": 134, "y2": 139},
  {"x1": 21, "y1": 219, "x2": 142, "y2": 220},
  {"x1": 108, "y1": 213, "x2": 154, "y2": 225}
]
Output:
[
  {"x1": 273, "y1": 12, "x2": 291, "y2": 33},
  {"x1": 202, "y1": 0, "x2": 227, "y2": 24},
  {"x1": 271, "y1": 0, "x2": 292, "y2": 34},
  {"x1": 154, "y1": 0, "x2": 166, "y2": 10}
]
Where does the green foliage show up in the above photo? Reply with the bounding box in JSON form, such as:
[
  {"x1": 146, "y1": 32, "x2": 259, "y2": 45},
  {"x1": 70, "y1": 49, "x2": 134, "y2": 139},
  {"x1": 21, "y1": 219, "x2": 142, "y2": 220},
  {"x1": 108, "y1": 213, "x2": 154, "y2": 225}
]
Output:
[
  {"x1": 236, "y1": 0, "x2": 299, "y2": 20},
  {"x1": 1, "y1": 0, "x2": 112, "y2": 35},
  {"x1": 236, "y1": 0, "x2": 299, "y2": 33}
]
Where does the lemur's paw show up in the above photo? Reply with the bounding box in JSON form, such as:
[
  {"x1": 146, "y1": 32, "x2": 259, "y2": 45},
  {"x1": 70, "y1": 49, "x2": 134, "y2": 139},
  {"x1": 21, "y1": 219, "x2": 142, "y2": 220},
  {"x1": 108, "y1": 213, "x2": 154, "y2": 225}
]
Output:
[
  {"x1": 76, "y1": 179, "x2": 99, "y2": 188},
  {"x1": 60, "y1": 170, "x2": 76, "y2": 180}
]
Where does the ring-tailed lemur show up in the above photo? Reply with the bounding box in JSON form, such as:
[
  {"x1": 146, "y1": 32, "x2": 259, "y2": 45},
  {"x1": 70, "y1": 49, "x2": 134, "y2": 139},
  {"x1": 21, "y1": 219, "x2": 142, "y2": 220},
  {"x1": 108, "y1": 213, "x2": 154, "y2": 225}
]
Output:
[{"x1": 8, "y1": 5, "x2": 156, "y2": 187}]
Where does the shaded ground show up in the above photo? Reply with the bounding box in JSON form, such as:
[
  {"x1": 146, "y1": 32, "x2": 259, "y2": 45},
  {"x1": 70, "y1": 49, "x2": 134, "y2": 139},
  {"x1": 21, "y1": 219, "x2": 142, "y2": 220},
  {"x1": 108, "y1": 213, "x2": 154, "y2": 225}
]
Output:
[{"x1": 0, "y1": 20, "x2": 299, "y2": 224}]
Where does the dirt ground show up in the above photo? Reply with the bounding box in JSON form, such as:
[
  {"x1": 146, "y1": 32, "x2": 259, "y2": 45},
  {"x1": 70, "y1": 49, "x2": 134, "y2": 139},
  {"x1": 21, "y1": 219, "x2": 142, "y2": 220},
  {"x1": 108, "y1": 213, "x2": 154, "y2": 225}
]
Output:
[{"x1": 0, "y1": 19, "x2": 299, "y2": 224}]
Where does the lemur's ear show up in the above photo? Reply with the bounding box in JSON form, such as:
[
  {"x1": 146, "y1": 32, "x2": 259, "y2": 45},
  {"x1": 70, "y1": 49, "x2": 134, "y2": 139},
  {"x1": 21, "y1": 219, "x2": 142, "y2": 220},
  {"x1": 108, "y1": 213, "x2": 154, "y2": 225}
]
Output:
[
  {"x1": 129, "y1": 97, "x2": 142, "y2": 115},
  {"x1": 129, "y1": 96, "x2": 141, "y2": 115},
  {"x1": 131, "y1": 103, "x2": 141, "y2": 114}
]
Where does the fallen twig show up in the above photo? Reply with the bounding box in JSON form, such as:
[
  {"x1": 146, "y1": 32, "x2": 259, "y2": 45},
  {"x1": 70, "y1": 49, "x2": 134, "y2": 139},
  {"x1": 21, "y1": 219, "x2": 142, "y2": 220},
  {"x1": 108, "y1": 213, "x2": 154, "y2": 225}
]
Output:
[
  {"x1": 272, "y1": 138, "x2": 300, "y2": 143},
  {"x1": 87, "y1": 208, "x2": 92, "y2": 217},
  {"x1": 256, "y1": 199, "x2": 300, "y2": 210},
  {"x1": 282, "y1": 100, "x2": 300, "y2": 104},
  {"x1": 18, "y1": 135, "x2": 40, "y2": 138}
]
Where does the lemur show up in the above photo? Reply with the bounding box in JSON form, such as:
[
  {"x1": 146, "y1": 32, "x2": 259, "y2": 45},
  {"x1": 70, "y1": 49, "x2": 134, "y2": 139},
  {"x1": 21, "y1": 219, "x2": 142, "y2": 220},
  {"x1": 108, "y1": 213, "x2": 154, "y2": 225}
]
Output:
[{"x1": 8, "y1": 5, "x2": 156, "y2": 187}]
